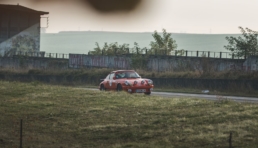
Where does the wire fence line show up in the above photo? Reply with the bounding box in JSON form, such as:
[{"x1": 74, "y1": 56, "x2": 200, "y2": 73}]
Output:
[
  {"x1": 2, "y1": 117, "x2": 242, "y2": 148},
  {"x1": 3, "y1": 50, "x2": 257, "y2": 60}
]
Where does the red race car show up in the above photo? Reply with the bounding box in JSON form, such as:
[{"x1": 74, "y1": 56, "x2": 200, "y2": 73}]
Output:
[{"x1": 99, "y1": 70, "x2": 154, "y2": 95}]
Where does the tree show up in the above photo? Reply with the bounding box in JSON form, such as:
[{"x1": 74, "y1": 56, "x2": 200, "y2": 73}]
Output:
[
  {"x1": 149, "y1": 29, "x2": 178, "y2": 55},
  {"x1": 224, "y1": 27, "x2": 258, "y2": 58},
  {"x1": 89, "y1": 42, "x2": 129, "y2": 55},
  {"x1": 130, "y1": 42, "x2": 149, "y2": 70}
]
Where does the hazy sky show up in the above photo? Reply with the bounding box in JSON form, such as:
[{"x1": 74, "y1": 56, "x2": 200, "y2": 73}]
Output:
[{"x1": 1, "y1": 0, "x2": 258, "y2": 34}]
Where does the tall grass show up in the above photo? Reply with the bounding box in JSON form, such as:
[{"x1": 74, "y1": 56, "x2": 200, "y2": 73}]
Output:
[{"x1": 0, "y1": 81, "x2": 258, "y2": 147}]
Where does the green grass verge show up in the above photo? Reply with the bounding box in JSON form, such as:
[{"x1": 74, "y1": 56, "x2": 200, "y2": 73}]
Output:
[{"x1": 0, "y1": 81, "x2": 258, "y2": 148}]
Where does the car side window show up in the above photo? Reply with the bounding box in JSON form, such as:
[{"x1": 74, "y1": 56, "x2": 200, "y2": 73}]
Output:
[{"x1": 115, "y1": 72, "x2": 125, "y2": 79}]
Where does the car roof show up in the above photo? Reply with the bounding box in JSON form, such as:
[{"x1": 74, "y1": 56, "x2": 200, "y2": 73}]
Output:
[{"x1": 111, "y1": 70, "x2": 135, "y2": 73}]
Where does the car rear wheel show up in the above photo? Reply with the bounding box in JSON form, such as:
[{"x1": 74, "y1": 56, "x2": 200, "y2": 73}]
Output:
[
  {"x1": 144, "y1": 92, "x2": 151, "y2": 95},
  {"x1": 117, "y1": 84, "x2": 123, "y2": 92},
  {"x1": 100, "y1": 84, "x2": 105, "y2": 91}
]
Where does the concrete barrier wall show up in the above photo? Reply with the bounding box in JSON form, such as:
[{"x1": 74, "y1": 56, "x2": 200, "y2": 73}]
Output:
[
  {"x1": 147, "y1": 56, "x2": 244, "y2": 71},
  {"x1": 69, "y1": 54, "x2": 245, "y2": 71},
  {"x1": 0, "y1": 56, "x2": 68, "y2": 69},
  {"x1": 69, "y1": 54, "x2": 131, "y2": 69},
  {"x1": 0, "y1": 54, "x2": 246, "y2": 72}
]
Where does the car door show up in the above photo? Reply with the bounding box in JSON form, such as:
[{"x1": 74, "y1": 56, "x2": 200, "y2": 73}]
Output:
[
  {"x1": 109, "y1": 73, "x2": 115, "y2": 90},
  {"x1": 104, "y1": 74, "x2": 111, "y2": 90}
]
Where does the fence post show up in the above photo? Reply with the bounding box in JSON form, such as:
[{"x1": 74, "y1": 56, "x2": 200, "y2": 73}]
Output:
[
  {"x1": 185, "y1": 50, "x2": 188, "y2": 57},
  {"x1": 62, "y1": 54, "x2": 64, "y2": 59},
  {"x1": 196, "y1": 51, "x2": 199, "y2": 57},
  {"x1": 220, "y1": 52, "x2": 222, "y2": 59},
  {"x1": 136, "y1": 47, "x2": 139, "y2": 54},
  {"x1": 232, "y1": 53, "x2": 234, "y2": 59},
  {"x1": 175, "y1": 50, "x2": 177, "y2": 56},
  {"x1": 20, "y1": 119, "x2": 23, "y2": 148},
  {"x1": 127, "y1": 48, "x2": 130, "y2": 54},
  {"x1": 208, "y1": 51, "x2": 210, "y2": 58},
  {"x1": 145, "y1": 48, "x2": 148, "y2": 54},
  {"x1": 229, "y1": 132, "x2": 232, "y2": 148}
]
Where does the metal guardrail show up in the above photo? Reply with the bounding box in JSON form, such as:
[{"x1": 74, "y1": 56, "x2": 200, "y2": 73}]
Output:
[
  {"x1": 88, "y1": 49, "x2": 249, "y2": 59},
  {"x1": 4, "y1": 50, "x2": 256, "y2": 60},
  {"x1": 9, "y1": 51, "x2": 69, "y2": 59}
]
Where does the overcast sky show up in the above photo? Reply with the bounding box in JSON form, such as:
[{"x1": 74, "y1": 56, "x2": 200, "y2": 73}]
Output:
[{"x1": 1, "y1": 0, "x2": 257, "y2": 34}]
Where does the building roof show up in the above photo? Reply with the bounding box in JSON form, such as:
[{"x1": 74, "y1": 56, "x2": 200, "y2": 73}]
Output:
[{"x1": 0, "y1": 4, "x2": 49, "y2": 15}]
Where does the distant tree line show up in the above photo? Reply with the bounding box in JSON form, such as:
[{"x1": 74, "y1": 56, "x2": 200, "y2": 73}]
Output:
[{"x1": 88, "y1": 29, "x2": 184, "y2": 56}]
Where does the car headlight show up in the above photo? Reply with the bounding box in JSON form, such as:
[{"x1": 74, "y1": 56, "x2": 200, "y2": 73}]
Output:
[
  {"x1": 147, "y1": 79, "x2": 153, "y2": 85},
  {"x1": 124, "y1": 80, "x2": 131, "y2": 86}
]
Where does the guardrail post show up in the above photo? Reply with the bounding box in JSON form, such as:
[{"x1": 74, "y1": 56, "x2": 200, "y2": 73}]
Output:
[
  {"x1": 196, "y1": 51, "x2": 199, "y2": 57},
  {"x1": 220, "y1": 52, "x2": 222, "y2": 58}
]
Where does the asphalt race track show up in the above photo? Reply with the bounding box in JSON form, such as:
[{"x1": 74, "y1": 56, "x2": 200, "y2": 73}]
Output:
[{"x1": 151, "y1": 92, "x2": 258, "y2": 103}]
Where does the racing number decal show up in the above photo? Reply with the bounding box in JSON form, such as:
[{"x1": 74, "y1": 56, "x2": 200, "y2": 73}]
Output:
[{"x1": 109, "y1": 73, "x2": 114, "y2": 87}]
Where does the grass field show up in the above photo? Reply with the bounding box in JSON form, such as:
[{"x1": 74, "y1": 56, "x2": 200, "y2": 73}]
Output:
[{"x1": 0, "y1": 81, "x2": 258, "y2": 148}]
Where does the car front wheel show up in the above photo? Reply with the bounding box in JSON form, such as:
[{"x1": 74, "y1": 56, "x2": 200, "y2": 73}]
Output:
[
  {"x1": 144, "y1": 92, "x2": 151, "y2": 95},
  {"x1": 100, "y1": 84, "x2": 105, "y2": 91},
  {"x1": 117, "y1": 84, "x2": 123, "y2": 92}
]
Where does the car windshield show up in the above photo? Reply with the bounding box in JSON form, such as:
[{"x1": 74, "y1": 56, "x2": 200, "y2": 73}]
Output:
[{"x1": 115, "y1": 71, "x2": 141, "y2": 79}]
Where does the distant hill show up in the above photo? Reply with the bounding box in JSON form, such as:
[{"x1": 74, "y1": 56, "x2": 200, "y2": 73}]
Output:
[{"x1": 40, "y1": 31, "x2": 241, "y2": 54}]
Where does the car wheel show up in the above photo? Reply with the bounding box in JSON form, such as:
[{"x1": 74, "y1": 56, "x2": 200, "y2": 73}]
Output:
[
  {"x1": 117, "y1": 84, "x2": 123, "y2": 92},
  {"x1": 144, "y1": 92, "x2": 151, "y2": 95},
  {"x1": 100, "y1": 84, "x2": 105, "y2": 91}
]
